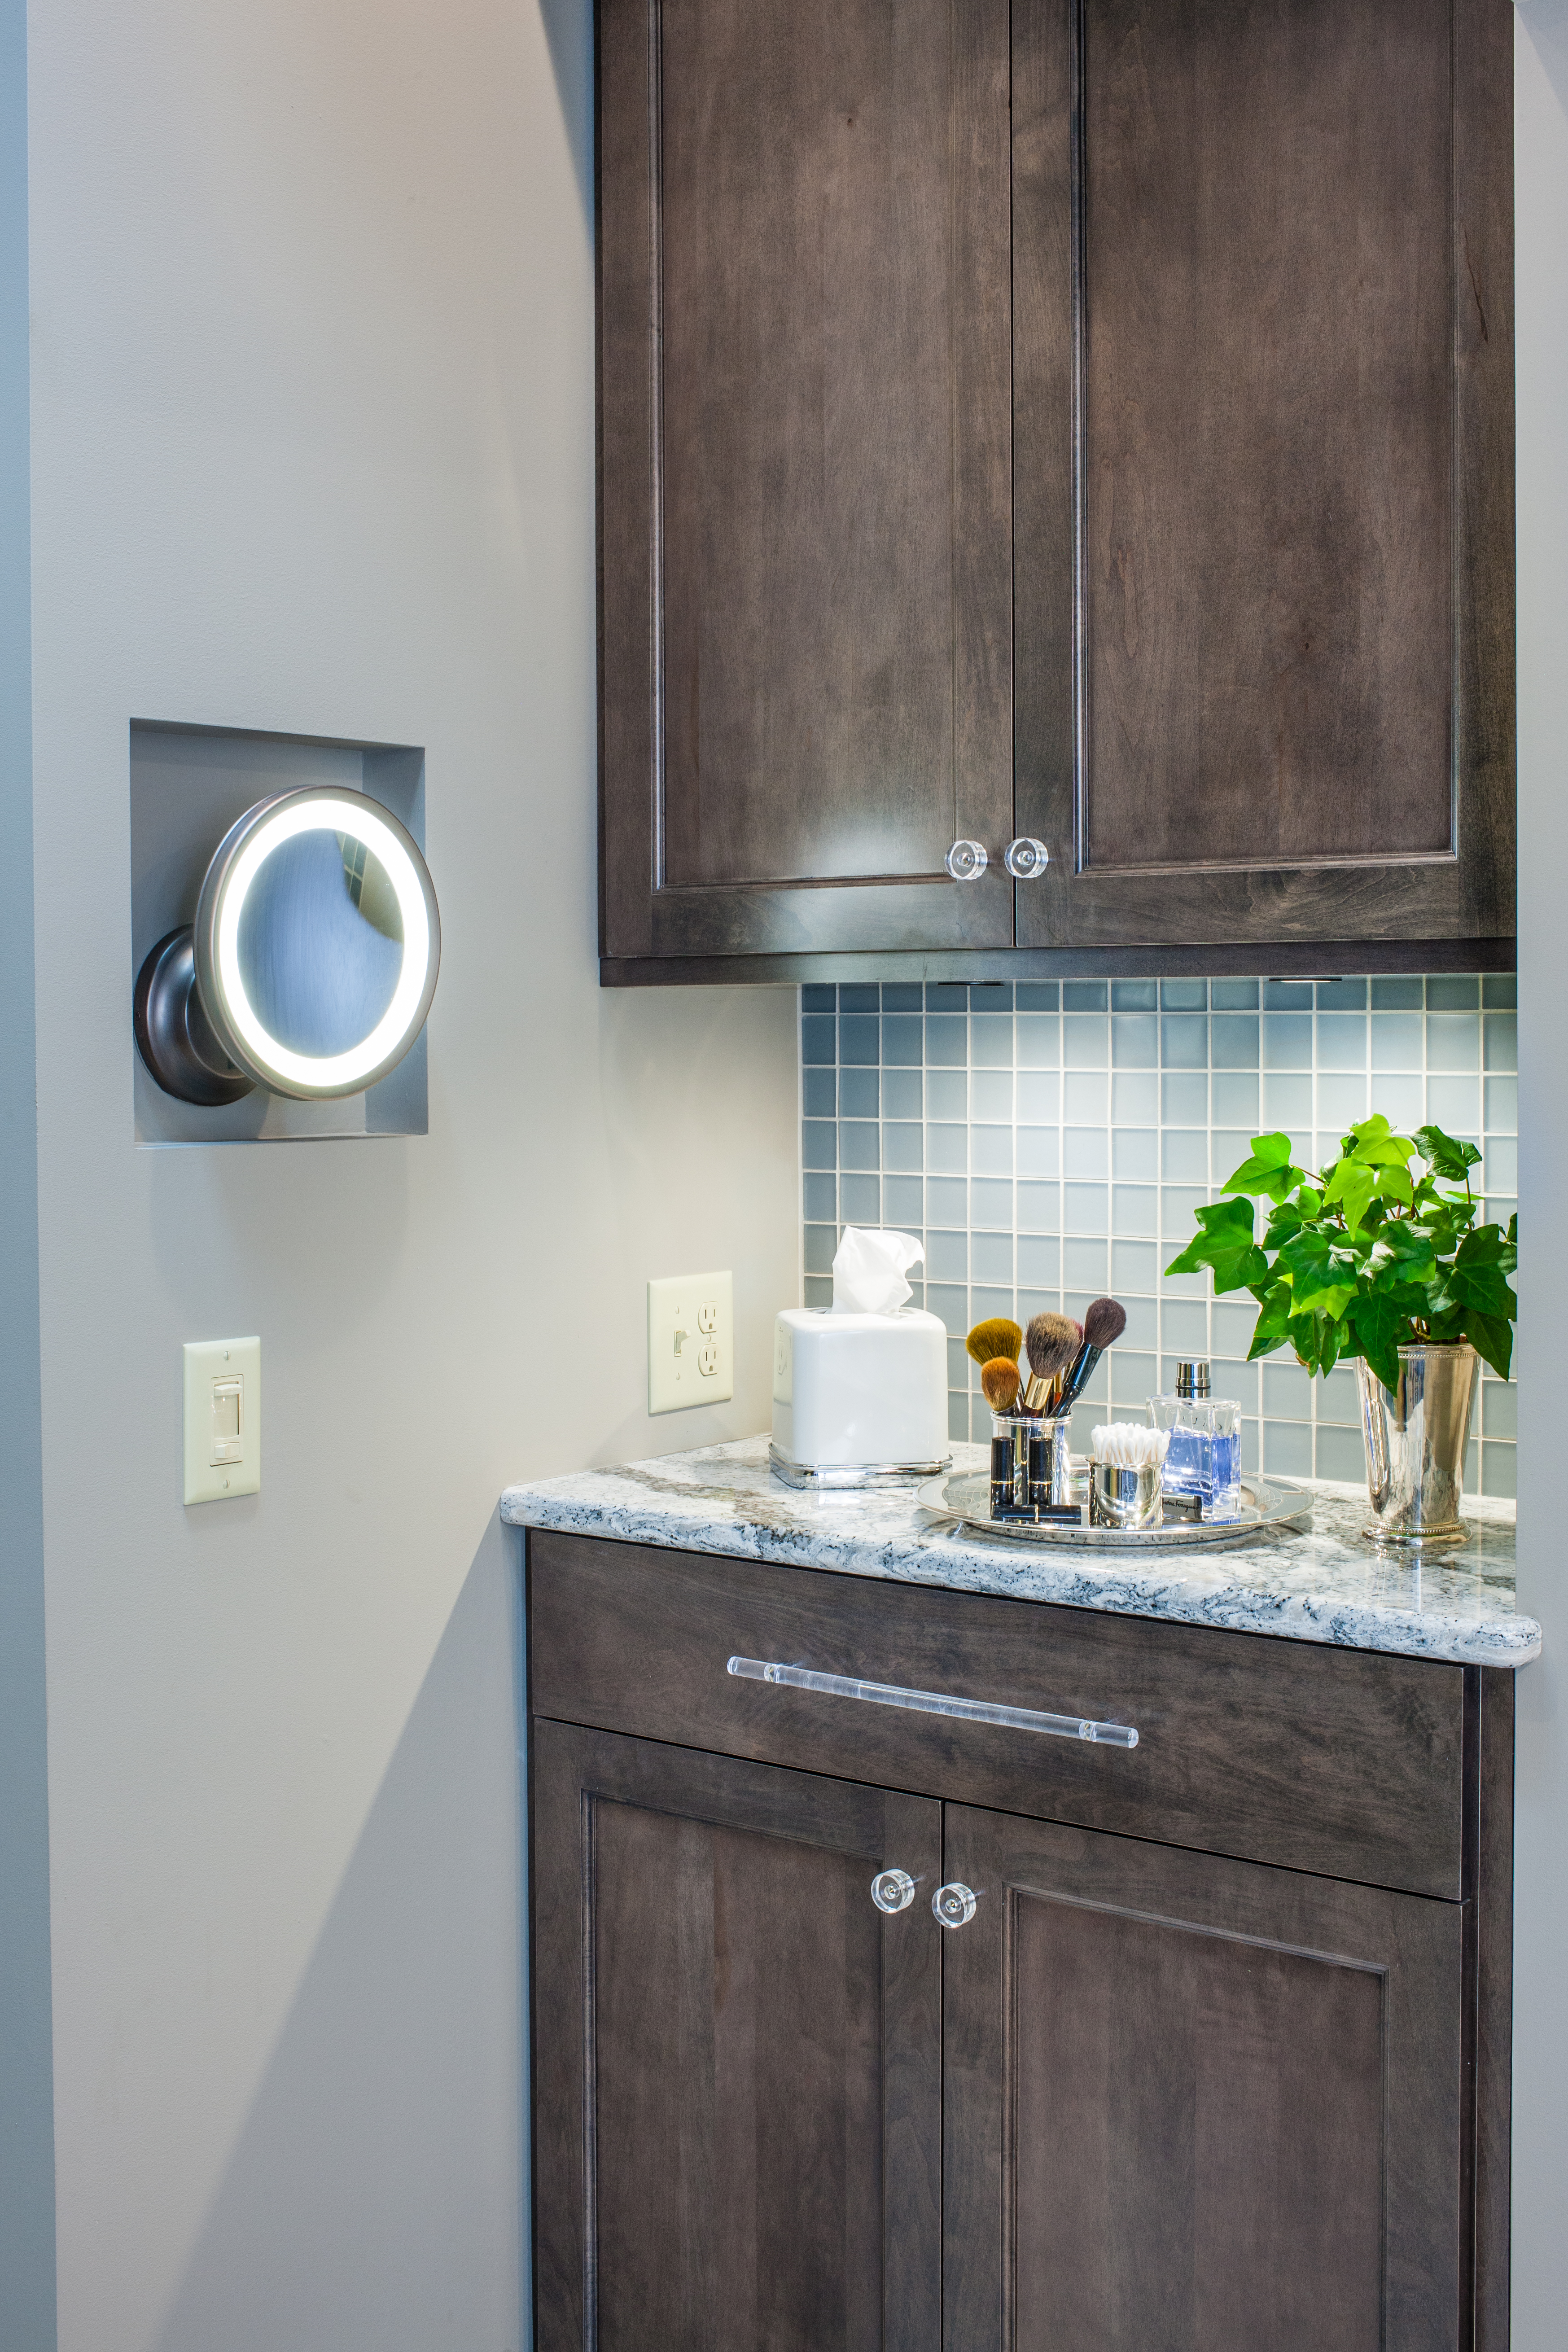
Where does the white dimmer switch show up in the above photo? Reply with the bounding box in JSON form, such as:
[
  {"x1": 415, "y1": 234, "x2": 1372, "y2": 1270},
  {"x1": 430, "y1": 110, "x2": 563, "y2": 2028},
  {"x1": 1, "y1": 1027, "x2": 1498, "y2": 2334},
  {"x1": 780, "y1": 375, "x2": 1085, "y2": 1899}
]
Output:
[
  {"x1": 184, "y1": 1337, "x2": 261, "y2": 1503},
  {"x1": 210, "y1": 1378, "x2": 243, "y2": 1463},
  {"x1": 648, "y1": 1273, "x2": 733, "y2": 1414}
]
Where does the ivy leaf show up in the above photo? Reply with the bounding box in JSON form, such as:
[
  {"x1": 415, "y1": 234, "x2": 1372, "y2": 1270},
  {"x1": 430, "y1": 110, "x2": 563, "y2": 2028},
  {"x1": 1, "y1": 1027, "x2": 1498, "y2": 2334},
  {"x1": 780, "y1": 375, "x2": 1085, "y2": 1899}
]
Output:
[
  {"x1": 1455, "y1": 1224, "x2": 1513, "y2": 1267},
  {"x1": 1415, "y1": 1124, "x2": 1482, "y2": 1182},
  {"x1": 1311, "y1": 1313, "x2": 1345, "y2": 1377},
  {"x1": 1290, "y1": 1309, "x2": 1345, "y2": 1378},
  {"x1": 1221, "y1": 1130, "x2": 1302, "y2": 1203},
  {"x1": 1463, "y1": 1309, "x2": 1514, "y2": 1382},
  {"x1": 1163, "y1": 1197, "x2": 1267, "y2": 1292},
  {"x1": 1262, "y1": 1200, "x2": 1307, "y2": 1249},
  {"x1": 1348, "y1": 1292, "x2": 1405, "y2": 1396},
  {"x1": 1320, "y1": 1157, "x2": 1376, "y2": 1232},
  {"x1": 1371, "y1": 1164, "x2": 1414, "y2": 1209},
  {"x1": 1365, "y1": 1222, "x2": 1437, "y2": 1289},
  {"x1": 1278, "y1": 1227, "x2": 1359, "y2": 1321},
  {"x1": 1245, "y1": 1283, "x2": 1296, "y2": 1359},
  {"x1": 1443, "y1": 1227, "x2": 1520, "y2": 1325},
  {"x1": 1250, "y1": 1131, "x2": 1295, "y2": 1169},
  {"x1": 1345, "y1": 1113, "x2": 1419, "y2": 1169}
]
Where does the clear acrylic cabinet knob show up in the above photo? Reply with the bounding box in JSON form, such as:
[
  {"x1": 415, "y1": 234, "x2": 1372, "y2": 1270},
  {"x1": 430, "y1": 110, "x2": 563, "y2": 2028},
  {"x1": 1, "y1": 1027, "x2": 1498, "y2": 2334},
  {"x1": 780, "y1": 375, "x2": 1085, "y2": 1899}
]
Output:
[
  {"x1": 870, "y1": 1868, "x2": 916, "y2": 1914},
  {"x1": 933, "y1": 1881, "x2": 979, "y2": 1929},
  {"x1": 1003, "y1": 837, "x2": 1051, "y2": 879},
  {"x1": 945, "y1": 839, "x2": 989, "y2": 882}
]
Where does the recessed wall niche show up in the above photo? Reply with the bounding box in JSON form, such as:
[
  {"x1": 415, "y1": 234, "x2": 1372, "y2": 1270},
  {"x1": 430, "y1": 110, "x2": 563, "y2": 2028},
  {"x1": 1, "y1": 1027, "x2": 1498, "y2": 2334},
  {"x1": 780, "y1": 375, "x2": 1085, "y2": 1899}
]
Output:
[{"x1": 130, "y1": 722, "x2": 429, "y2": 1145}]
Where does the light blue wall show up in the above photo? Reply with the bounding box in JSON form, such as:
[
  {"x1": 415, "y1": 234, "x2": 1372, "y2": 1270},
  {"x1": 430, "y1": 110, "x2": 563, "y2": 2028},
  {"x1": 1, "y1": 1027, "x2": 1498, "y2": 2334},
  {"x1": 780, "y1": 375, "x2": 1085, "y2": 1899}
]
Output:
[
  {"x1": 0, "y1": 0, "x2": 56, "y2": 2344},
  {"x1": 802, "y1": 975, "x2": 1518, "y2": 1493}
]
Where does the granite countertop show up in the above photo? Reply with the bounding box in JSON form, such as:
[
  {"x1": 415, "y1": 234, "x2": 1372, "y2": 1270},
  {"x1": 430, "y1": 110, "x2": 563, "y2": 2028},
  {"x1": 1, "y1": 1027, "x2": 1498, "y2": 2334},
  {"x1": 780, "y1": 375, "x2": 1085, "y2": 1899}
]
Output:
[{"x1": 501, "y1": 1436, "x2": 1539, "y2": 1670}]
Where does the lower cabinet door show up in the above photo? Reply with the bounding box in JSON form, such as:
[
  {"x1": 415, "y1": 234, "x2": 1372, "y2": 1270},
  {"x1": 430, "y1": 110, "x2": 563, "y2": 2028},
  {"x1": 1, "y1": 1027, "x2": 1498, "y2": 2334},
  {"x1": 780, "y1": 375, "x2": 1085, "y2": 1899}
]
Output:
[
  {"x1": 940, "y1": 1804, "x2": 1467, "y2": 2352},
  {"x1": 531, "y1": 1719, "x2": 942, "y2": 2352}
]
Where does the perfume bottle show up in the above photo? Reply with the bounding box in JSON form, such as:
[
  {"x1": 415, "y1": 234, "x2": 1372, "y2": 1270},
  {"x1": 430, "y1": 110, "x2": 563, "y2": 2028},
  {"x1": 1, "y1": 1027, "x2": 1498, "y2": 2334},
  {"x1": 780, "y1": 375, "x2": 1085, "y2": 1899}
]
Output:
[{"x1": 1149, "y1": 1361, "x2": 1241, "y2": 1523}]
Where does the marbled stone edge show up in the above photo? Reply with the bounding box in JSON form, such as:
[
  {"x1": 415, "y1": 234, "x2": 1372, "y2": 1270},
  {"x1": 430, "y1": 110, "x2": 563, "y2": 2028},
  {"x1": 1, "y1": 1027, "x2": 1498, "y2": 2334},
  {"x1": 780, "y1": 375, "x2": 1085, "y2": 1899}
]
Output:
[{"x1": 500, "y1": 1444, "x2": 1542, "y2": 1672}]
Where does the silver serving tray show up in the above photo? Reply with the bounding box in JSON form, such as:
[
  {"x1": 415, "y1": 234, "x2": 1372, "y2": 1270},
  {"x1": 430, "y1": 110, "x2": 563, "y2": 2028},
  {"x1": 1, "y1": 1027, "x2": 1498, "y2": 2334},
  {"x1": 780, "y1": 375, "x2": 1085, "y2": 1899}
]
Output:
[{"x1": 917, "y1": 1469, "x2": 1314, "y2": 1549}]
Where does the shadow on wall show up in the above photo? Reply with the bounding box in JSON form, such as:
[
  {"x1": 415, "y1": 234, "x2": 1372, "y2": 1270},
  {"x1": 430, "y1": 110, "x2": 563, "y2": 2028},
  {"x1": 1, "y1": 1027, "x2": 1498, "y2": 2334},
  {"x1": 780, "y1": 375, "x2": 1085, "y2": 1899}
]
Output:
[
  {"x1": 151, "y1": 1516, "x2": 526, "y2": 2352},
  {"x1": 537, "y1": 0, "x2": 592, "y2": 226},
  {"x1": 1520, "y1": 0, "x2": 1568, "y2": 112},
  {"x1": 577, "y1": 984, "x2": 804, "y2": 1469}
]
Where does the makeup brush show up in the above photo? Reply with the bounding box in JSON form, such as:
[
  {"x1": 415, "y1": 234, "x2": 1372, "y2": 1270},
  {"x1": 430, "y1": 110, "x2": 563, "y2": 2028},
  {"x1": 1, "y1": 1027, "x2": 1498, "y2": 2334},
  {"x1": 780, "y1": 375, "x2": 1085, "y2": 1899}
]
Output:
[
  {"x1": 965, "y1": 1316, "x2": 1023, "y2": 1371},
  {"x1": 980, "y1": 1358, "x2": 1021, "y2": 1416},
  {"x1": 1022, "y1": 1311, "x2": 1082, "y2": 1414},
  {"x1": 1057, "y1": 1296, "x2": 1129, "y2": 1415}
]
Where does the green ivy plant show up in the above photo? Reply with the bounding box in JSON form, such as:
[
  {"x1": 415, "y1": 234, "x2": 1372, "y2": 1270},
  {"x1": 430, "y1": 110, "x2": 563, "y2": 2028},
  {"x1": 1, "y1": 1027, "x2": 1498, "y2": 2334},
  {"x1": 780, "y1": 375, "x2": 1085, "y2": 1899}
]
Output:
[{"x1": 1164, "y1": 1117, "x2": 1518, "y2": 1395}]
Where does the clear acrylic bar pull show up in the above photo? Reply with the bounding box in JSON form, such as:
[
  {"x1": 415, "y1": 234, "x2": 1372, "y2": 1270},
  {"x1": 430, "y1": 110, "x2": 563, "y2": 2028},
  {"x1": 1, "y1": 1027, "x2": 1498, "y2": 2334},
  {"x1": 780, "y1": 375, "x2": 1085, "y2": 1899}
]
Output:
[{"x1": 725, "y1": 1656, "x2": 1138, "y2": 1748}]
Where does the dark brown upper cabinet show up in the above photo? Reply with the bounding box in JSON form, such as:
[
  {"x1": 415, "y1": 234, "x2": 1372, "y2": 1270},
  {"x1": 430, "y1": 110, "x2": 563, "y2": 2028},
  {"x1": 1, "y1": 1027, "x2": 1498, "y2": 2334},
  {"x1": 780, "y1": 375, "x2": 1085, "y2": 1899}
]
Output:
[
  {"x1": 598, "y1": 0, "x2": 1015, "y2": 964},
  {"x1": 1012, "y1": 0, "x2": 1515, "y2": 966},
  {"x1": 598, "y1": 0, "x2": 1514, "y2": 980}
]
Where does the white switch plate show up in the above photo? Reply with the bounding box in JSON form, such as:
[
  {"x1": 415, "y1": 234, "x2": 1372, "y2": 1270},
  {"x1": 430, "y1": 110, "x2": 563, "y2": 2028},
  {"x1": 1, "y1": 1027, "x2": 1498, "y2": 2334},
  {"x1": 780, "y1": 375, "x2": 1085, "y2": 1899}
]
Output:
[
  {"x1": 184, "y1": 1337, "x2": 261, "y2": 1504},
  {"x1": 648, "y1": 1272, "x2": 733, "y2": 1415}
]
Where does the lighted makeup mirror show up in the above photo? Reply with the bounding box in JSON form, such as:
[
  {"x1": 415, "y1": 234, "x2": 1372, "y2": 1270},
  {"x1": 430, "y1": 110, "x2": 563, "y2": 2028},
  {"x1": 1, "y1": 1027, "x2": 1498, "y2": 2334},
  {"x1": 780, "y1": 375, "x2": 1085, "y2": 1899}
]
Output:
[{"x1": 133, "y1": 786, "x2": 441, "y2": 1105}]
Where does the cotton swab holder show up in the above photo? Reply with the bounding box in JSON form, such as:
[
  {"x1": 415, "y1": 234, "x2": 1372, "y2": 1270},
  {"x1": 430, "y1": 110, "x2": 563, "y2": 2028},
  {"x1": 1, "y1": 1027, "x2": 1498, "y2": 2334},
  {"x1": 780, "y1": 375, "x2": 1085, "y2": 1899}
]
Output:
[{"x1": 1088, "y1": 1424, "x2": 1170, "y2": 1531}]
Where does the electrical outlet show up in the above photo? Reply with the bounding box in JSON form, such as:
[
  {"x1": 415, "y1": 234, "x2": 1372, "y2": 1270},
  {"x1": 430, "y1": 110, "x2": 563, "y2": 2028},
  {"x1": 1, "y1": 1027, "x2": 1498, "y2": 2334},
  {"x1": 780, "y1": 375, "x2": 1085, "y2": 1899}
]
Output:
[
  {"x1": 184, "y1": 1336, "x2": 261, "y2": 1503},
  {"x1": 648, "y1": 1272, "x2": 734, "y2": 1415}
]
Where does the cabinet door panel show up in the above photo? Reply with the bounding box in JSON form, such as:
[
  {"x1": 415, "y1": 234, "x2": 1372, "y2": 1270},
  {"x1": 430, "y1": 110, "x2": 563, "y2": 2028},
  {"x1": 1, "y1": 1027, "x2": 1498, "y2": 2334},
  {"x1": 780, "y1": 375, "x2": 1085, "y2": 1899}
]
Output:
[
  {"x1": 942, "y1": 1804, "x2": 1464, "y2": 2350},
  {"x1": 532, "y1": 1720, "x2": 942, "y2": 2352},
  {"x1": 599, "y1": 0, "x2": 1014, "y2": 958},
  {"x1": 1013, "y1": 0, "x2": 1513, "y2": 955}
]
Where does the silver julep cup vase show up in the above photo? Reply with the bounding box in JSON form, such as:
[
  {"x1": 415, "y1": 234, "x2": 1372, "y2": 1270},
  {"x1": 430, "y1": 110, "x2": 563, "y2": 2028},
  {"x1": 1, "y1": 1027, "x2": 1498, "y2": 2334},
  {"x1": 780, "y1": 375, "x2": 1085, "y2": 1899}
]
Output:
[
  {"x1": 1356, "y1": 1343, "x2": 1480, "y2": 1545},
  {"x1": 1089, "y1": 1461, "x2": 1163, "y2": 1531}
]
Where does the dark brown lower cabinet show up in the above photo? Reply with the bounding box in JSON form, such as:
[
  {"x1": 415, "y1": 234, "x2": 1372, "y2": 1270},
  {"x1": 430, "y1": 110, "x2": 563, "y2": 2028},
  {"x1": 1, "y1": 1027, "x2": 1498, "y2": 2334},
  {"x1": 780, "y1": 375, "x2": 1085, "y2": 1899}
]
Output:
[
  {"x1": 531, "y1": 1721, "x2": 942, "y2": 2352},
  {"x1": 528, "y1": 1536, "x2": 1511, "y2": 2349},
  {"x1": 941, "y1": 1805, "x2": 1463, "y2": 2352},
  {"x1": 534, "y1": 1725, "x2": 1469, "y2": 2351}
]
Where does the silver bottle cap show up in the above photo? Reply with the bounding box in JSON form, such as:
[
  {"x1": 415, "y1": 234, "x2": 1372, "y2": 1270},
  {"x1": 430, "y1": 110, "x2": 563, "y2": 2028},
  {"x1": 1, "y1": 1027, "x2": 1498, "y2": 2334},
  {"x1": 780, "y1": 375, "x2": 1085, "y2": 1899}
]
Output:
[{"x1": 1175, "y1": 1360, "x2": 1211, "y2": 1399}]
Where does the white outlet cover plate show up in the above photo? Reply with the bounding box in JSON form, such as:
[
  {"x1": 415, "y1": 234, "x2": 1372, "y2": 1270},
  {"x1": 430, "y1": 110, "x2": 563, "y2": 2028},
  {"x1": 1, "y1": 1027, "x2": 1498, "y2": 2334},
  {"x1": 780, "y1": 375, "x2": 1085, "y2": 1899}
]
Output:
[
  {"x1": 184, "y1": 1336, "x2": 261, "y2": 1503},
  {"x1": 648, "y1": 1272, "x2": 734, "y2": 1415}
]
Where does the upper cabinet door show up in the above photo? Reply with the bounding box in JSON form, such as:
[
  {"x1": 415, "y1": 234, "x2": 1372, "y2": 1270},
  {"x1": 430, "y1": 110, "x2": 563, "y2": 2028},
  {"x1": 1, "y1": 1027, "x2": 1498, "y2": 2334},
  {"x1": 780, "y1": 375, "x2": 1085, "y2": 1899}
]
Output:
[
  {"x1": 1013, "y1": 0, "x2": 1515, "y2": 959},
  {"x1": 599, "y1": 0, "x2": 1015, "y2": 960}
]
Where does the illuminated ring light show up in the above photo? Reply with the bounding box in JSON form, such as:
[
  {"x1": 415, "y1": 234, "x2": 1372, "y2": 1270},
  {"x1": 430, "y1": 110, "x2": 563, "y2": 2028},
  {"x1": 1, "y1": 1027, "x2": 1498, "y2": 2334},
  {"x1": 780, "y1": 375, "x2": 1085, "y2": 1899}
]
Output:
[{"x1": 191, "y1": 787, "x2": 441, "y2": 1101}]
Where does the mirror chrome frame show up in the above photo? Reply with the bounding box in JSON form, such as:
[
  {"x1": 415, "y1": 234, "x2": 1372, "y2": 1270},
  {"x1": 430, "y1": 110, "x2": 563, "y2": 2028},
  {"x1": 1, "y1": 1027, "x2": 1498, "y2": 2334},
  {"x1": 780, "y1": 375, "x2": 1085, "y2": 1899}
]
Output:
[{"x1": 134, "y1": 785, "x2": 441, "y2": 1106}]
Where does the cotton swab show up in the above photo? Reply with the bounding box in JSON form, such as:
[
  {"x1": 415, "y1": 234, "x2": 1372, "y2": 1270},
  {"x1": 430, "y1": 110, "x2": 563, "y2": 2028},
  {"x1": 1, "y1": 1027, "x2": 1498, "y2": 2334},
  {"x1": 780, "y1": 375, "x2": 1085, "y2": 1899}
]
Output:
[{"x1": 1090, "y1": 1423, "x2": 1170, "y2": 1472}]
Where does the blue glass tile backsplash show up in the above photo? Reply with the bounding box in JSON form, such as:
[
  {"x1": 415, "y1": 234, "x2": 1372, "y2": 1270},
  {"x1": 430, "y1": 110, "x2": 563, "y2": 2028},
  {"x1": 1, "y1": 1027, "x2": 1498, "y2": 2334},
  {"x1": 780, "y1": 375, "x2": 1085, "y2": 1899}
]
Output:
[{"x1": 799, "y1": 975, "x2": 1518, "y2": 1498}]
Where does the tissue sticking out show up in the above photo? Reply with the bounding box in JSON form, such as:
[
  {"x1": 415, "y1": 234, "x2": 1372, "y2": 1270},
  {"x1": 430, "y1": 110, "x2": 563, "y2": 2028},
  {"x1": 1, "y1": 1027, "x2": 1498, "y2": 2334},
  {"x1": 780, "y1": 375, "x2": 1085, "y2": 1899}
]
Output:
[
  {"x1": 965, "y1": 1316, "x2": 1023, "y2": 1370},
  {"x1": 1091, "y1": 1423, "x2": 1171, "y2": 1472},
  {"x1": 832, "y1": 1226, "x2": 924, "y2": 1315},
  {"x1": 980, "y1": 1358, "x2": 1021, "y2": 1415}
]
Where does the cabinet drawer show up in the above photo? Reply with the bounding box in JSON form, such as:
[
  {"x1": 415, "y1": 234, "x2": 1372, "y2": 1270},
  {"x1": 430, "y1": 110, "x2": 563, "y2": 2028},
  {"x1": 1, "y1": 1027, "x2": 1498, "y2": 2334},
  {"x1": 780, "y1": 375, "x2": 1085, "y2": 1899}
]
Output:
[{"x1": 526, "y1": 1532, "x2": 1467, "y2": 1899}]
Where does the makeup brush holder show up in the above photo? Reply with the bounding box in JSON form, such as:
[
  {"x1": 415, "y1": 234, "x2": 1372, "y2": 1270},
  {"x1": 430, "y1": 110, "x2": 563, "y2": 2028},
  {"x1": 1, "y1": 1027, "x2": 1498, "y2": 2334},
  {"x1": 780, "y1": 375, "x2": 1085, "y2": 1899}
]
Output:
[
  {"x1": 990, "y1": 1415, "x2": 1033, "y2": 1516},
  {"x1": 1089, "y1": 1461, "x2": 1164, "y2": 1531},
  {"x1": 991, "y1": 1415, "x2": 1076, "y2": 1519},
  {"x1": 1031, "y1": 1417, "x2": 1074, "y2": 1510}
]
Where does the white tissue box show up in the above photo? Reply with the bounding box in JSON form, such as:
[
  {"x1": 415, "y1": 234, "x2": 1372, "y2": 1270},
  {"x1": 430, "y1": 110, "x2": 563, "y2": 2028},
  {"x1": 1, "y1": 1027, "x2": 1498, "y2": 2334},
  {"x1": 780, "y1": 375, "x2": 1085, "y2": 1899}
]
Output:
[{"x1": 771, "y1": 1307, "x2": 949, "y2": 1482}]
